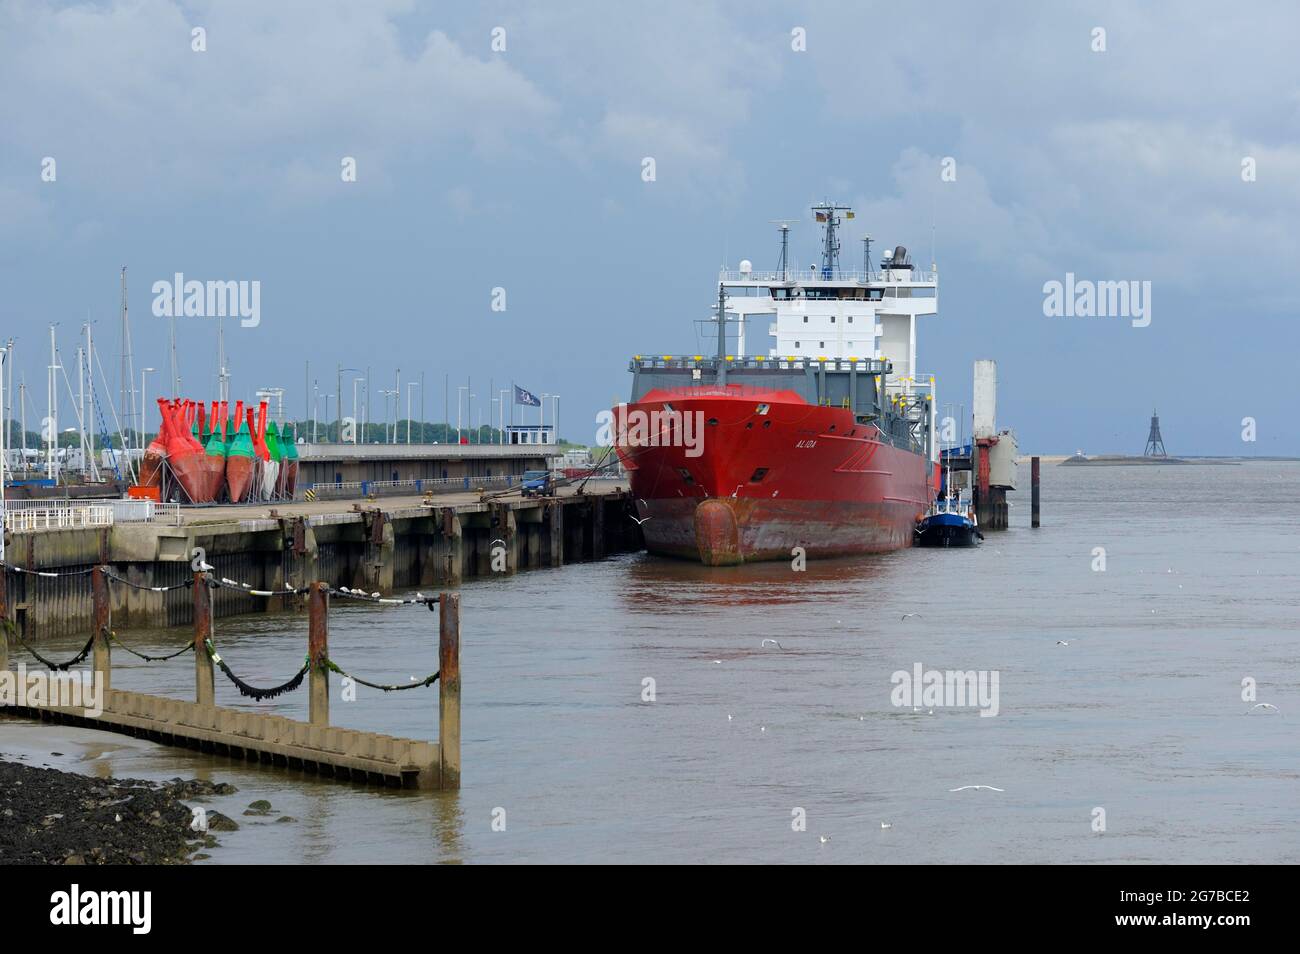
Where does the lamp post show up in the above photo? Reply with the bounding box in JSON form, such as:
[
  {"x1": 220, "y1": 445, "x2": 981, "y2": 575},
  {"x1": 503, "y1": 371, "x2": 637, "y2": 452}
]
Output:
[
  {"x1": 498, "y1": 388, "x2": 509, "y2": 444},
  {"x1": 456, "y1": 386, "x2": 469, "y2": 445},
  {"x1": 406, "y1": 381, "x2": 420, "y2": 444},
  {"x1": 378, "y1": 389, "x2": 397, "y2": 444},
  {"x1": 351, "y1": 377, "x2": 364, "y2": 443},
  {"x1": 339, "y1": 368, "x2": 364, "y2": 443}
]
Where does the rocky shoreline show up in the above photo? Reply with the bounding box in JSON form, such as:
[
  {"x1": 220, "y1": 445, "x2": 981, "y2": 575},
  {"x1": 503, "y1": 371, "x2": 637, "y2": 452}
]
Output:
[{"x1": 0, "y1": 759, "x2": 239, "y2": 865}]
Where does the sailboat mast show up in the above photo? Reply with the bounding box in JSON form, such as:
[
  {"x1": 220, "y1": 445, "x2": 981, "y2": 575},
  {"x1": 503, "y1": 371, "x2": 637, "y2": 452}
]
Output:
[{"x1": 119, "y1": 266, "x2": 136, "y2": 449}]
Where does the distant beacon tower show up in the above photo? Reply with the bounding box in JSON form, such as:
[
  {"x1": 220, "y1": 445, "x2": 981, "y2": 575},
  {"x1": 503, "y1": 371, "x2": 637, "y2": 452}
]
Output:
[{"x1": 1144, "y1": 410, "x2": 1167, "y2": 457}]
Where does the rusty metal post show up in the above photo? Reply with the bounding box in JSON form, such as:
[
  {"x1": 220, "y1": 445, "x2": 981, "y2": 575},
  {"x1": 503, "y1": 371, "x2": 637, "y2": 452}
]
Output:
[
  {"x1": 91, "y1": 565, "x2": 111, "y2": 693},
  {"x1": 438, "y1": 591, "x2": 461, "y2": 789},
  {"x1": 193, "y1": 571, "x2": 214, "y2": 706},
  {"x1": 1031, "y1": 456, "x2": 1041, "y2": 528},
  {"x1": 308, "y1": 581, "x2": 329, "y2": 726}
]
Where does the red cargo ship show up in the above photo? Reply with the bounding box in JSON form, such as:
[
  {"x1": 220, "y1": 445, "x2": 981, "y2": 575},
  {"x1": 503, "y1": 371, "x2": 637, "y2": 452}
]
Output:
[{"x1": 613, "y1": 204, "x2": 940, "y2": 565}]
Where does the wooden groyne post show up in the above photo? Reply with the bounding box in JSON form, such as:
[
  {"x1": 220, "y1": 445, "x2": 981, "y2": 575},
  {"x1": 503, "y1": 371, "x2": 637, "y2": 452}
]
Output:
[
  {"x1": 91, "y1": 566, "x2": 110, "y2": 691},
  {"x1": 308, "y1": 581, "x2": 329, "y2": 726},
  {"x1": 439, "y1": 591, "x2": 461, "y2": 789},
  {"x1": 0, "y1": 568, "x2": 8, "y2": 674},
  {"x1": 1031, "y1": 456, "x2": 1041, "y2": 528},
  {"x1": 194, "y1": 570, "x2": 214, "y2": 706}
]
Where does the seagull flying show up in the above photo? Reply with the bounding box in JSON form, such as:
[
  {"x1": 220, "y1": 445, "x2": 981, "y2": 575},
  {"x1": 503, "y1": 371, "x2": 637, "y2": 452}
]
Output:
[
  {"x1": 1056, "y1": 640, "x2": 1070, "y2": 646},
  {"x1": 630, "y1": 515, "x2": 652, "y2": 525},
  {"x1": 949, "y1": 785, "x2": 1005, "y2": 792},
  {"x1": 1251, "y1": 703, "x2": 1279, "y2": 712},
  {"x1": 901, "y1": 613, "x2": 922, "y2": 621},
  {"x1": 761, "y1": 638, "x2": 784, "y2": 650}
]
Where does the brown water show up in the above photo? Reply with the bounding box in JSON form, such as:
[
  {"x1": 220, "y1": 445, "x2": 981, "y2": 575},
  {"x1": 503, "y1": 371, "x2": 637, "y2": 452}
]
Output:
[{"x1": 3, "y1": 461, "x2": 1298, "y2": 863}]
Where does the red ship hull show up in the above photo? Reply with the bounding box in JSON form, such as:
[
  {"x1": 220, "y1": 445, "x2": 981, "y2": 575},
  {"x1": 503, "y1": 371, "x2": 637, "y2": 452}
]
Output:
[{"x1": 614, "y1": 386, "x2": 934, "y2": 565}]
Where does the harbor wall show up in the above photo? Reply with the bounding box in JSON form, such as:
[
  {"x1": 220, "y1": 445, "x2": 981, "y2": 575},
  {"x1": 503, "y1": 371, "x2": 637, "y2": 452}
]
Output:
[{"x1": 0, "y1": 489, "x2": 642, "y2": 639}]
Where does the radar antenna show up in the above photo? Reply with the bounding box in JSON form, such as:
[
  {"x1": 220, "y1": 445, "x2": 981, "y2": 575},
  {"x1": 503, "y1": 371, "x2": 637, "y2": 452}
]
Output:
[{"x1": 811, "y1": 202, "x2": 854, "y2": 278}]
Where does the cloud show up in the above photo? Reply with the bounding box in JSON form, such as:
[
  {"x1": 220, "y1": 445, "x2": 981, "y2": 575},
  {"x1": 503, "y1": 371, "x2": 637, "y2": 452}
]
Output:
[{"x1": 0, "y1": 0, "x2": 558, "y2": 203}]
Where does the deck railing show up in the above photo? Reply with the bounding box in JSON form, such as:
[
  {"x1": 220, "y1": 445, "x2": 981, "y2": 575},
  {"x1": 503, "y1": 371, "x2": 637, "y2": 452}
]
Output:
[{"x1": 1, "y1": 498, "x2": 180, "y2": 530}]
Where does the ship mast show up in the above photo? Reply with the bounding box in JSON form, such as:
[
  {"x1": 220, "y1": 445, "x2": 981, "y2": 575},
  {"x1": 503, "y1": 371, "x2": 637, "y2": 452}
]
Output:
[
  {"x1": 812, "y1": 201, "x2": 853, "y2": 276},
  {"x1": 715, "y1": 283, "x2": 728, "y2": 386},
  {"x1": 770, "y1": 220, "x2": 797, "y2": 282}
]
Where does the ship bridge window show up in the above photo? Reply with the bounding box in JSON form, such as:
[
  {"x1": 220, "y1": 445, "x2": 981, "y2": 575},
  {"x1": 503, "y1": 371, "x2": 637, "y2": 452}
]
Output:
[
  {"x1": 848, "y1": 316, "x2": 854, "y2": 323},
  {"x1": 749, "y1": 467, "x2": 769, "y2": 483},
  {"x1": 803, "y1": 315, "x2": 808, "y2": 323},
  {"x1": 830, "y1": 316, "x2": 835, "y2": 323}
]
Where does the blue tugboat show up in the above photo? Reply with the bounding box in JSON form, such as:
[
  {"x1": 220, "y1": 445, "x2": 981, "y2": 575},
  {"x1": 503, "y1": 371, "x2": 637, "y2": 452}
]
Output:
[{"x1": 915, "y1": 491, "x2": 982, "y2": 548}]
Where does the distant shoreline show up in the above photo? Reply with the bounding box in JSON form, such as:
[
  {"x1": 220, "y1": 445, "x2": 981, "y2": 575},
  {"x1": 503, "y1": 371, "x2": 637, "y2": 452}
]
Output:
[{"x1": 1015, "y1": 455, "x2": 1299, "y2": 465}]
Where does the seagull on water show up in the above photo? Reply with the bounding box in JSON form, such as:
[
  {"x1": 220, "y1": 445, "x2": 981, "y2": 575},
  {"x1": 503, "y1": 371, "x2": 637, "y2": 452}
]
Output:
[
  {"x1": 950, "y1": 785, "x2": 1005, "y2": 792},
  {"x1": 880, "y1": 822, "x2": 892, "y2": 829},
  {"x1": 819, "y1": 835, "x2": 830, "y2": 843},
  {"x1": 761, "y1": 638, "x2": 784, "y2": 650}
]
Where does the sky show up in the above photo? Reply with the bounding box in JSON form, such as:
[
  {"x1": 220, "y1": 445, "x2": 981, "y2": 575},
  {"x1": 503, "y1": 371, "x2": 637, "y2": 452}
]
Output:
[{"x1": 2, "y1": 0, "x2": 1298, "y2": 455}]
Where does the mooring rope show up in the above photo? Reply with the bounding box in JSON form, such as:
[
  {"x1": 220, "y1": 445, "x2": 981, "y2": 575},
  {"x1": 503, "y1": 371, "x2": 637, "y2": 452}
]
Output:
[
  {"x1": 106, "y1": 628, "x2": 195, "y2": 662},
  {"x1": 327, "y1": 587, "x2": 439, "y2": 607},
  {"x1": 323, "y1": 658, "x2": 439, "y2": 692},
  {"x1": 213, "y1": 577, "x2": 305, "y2": 597},
  {"x1": 15, "y1": 632, "x2": 97, "y2": 671},
  {"x1": 0, "y1": 561, "x2": 97, "y2": 578},
  {"x1": 204, "y1": 640, "x2": 308, "y2": 700},
  {"x1": 102, "y1": 570, "x2": 194, "y2": 592}
]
